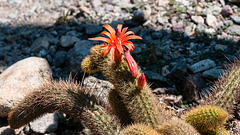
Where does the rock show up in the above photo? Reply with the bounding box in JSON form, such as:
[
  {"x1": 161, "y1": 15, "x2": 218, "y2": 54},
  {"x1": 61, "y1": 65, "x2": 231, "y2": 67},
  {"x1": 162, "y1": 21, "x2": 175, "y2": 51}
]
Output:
[
  {"x1": 156, "y1": 0, "x2": 169, "y2": 6},
  {"x1": 144, "y1": 71, "x2": 167, "y2": 82},
  {"x1": 0, "y1": 57, "x2": 52, "y2": 117},
  {"x1": 91, "y1": 0, "x2": 102, "y2": 8},
  {"x1": 232, "y1": 16, "x2": 240, "y2": 25},
  {"x1": 204, "y1": 28, "x2": 216, "y2": 35},
  {"x1": 215, "y1": 44, "x2": 228, "y2": 51},
  {"x1": 29, "y1": 113, "x2": 60, "y2": 134},
  {"x1": 67, "y1": 40, "x2": 94, "y2": 74},
  {"x1": 191, "y1": 16, "x2": 204, "y2": 24},
  {"x1": 226, "y1": 25, "x2": 240, "y2": 35},
  {"x1": 190, "y1": 59, "x2": 216, "y2": 73},
  {"x1": 133, "y1": 10, "x2": 145, "y2": 23},
  {"x1": 206, "y1": 14, "x2": 218, "y2": 28},
  {"x1": 162, "y1": 65, "x2": 171, "y2": 77},
  {"x1": 221, "y1": 5, "x2": 233, "y2": 17},
  {"x1": 0, "y1": 61, "x2": 7, "y2": 74},
  {"x1": 30, "y1": 37, "x2": 49, "y2": 53},
  {"x1": 141, "y1": 4, "x2": 151, "y2": 21},
  {"x1": 203, "y1": 68, "x2": 225, "y2": 80},
  {"x1": 85, "y1": 24, "x2": 103, "y2": 35},
  {"x1": 172, "y1": 23, "x2": 184, "y2": 32},
  {"x1": 182, "y1": 73, "x2": 207, "y2": 102},
  {"x1": 157, "y1": 94, "x2": 182, "y2": 106},
  {"x1": 83, "y1": 76, "x2": 113, "y2": 106},
  {"x1": 151, "y1": 32, "x2": 163, "y2": 39},
  {"x1": 153, "y1": 87, "x2": 178, "y2": 95},
  {"x1": 53, "y1": 51, "x2": 67, "y2": 67},
  {"x1": 60, "y1": 36, "x2": 79, "y2": 48},
  {"x1": 0, "y1": 126, "x2": 15, "y2": 135}
]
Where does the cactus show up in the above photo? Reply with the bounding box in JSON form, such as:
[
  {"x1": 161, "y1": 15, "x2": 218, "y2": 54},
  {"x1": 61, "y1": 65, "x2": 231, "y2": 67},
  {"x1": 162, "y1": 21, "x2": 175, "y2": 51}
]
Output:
[
  {"x1": 182, "y1": 105, "x2": 228, "y2": 133},
  {"x1": 108, "y1": 88, "x2": 133, "y2": 125},
  {"x1": 8, "y1": 79, "x2": 121, "y2": 135},
  {"x1": 157, "y1": 118, "x2": 200, "y2": 135},
  {"x1": 202, "y1": 126, "x2": 229, "y2": 135},
  {"x1": 81, "y1": 55, "x2": 100, "y2": 74},
  {"x1": 87, "y1": 44, "x2": 172, "y2": 129},
  {"x1": 81, "y1": 107, "x2": 121, "y2": 135},
  {"x1": 202, "y1": 60, "x2": 240, "y2": 114},
  {"x1": 119, "y1": 123, "x2": 161, "y2": 135}
]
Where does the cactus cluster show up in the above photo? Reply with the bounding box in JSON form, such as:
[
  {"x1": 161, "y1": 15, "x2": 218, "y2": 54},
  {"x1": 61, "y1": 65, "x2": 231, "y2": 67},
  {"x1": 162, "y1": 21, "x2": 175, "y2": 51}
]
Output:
[{"x1": 7, "y1": 24, "x2": 238, "y2": 135}]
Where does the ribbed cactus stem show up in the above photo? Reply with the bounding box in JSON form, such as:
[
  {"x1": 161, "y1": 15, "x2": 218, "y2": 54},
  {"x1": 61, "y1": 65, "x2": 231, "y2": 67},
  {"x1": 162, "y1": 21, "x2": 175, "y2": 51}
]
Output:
[
  {"x1": 81, "y1": 106, "x2": 121, "y2": 135},
  {"x1": 182, "y1": 105, "x2": 228, "y2": 133},
  {"x1": 8, "y1": 79, "x2": 107, "y2": 129},
  {"x1": 108, "y1": 88, "x2": 132, "y2": 125}
]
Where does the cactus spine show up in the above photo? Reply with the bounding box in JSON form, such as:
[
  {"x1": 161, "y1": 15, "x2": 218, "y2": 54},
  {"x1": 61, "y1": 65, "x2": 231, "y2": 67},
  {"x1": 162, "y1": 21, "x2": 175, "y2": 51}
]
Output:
[
  {"x1": 182, "y1": 105, "x2": 228, "y2": 133},
  {"x1": 119, "y1": 123, "x2": 161, "y2": 135}
]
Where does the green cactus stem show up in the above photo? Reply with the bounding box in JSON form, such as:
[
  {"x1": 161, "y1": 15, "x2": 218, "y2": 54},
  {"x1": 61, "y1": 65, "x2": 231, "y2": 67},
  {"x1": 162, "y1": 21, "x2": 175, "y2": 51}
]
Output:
[
  {"x1": 182, "y1": 105, "x2": 228, "y2": 133},
  {"x1": 108, "y1": 88, "x2": 133, "y2": 125},
  {"x1": 81, "y1": 106, "x2": 121, "y2": 135}
]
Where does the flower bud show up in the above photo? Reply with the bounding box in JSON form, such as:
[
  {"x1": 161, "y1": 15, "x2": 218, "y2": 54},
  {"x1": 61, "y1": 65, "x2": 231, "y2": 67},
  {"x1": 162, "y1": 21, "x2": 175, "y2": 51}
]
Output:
[
  {"x1": 138, "y1": 73, "x2": 145, "y2": 90},
  {"x1": 125, "y1": 50, "x2": 138, "y2": 78}
]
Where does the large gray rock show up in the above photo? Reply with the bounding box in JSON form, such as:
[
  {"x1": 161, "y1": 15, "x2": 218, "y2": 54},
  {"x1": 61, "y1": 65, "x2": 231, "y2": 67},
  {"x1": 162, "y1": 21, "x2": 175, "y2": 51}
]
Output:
[
  {"x1": 29, "y1": 113, "x2": 60, "y2": 134},
  {"x1": 83, "y1": 76, "x2": 113, "y2": 106},
  {"x1": 0, "y1": 57, "x2": 52, "y2": 117},
  {"x1": 190, "y1": 59, "x2": 216, "y2": 73}
]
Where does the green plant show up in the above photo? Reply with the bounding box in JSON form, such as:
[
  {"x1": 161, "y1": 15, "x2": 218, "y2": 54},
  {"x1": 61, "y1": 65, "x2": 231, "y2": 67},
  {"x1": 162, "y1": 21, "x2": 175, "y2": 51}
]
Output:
[
  {"x1": 55, "y1": 10, "x2": 72, "y2": 25},
  {"x1": 183, "y1": 105, "x2": 228, "y2": 133}
]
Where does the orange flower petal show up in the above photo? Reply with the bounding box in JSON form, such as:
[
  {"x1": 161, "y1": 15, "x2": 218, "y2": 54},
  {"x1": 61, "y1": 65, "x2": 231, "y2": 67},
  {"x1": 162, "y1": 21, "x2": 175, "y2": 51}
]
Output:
[
  {"x1": 117, "y1": 24, "x2": 123, "y2": 33},
  {"x1": 101, "y1": 31, "x2": 114, "y2": 40},
  {"x1": 123, "y1": 43, "x2": 134, "y2": 51},
  {"x1": 103, "y1": 24, "x2": 116, "y2": 40},
  {"x1": 102, "y1": 46, "x2": 111, "y2": 57},
  {"x1": 120, "y1": 31, "x2": 135, "y2": 40},
  {"x1": 123, "y1": 35, "x2": 142, "y2": 41},
  {"x1": 89, "y1": 37, "x2": 111, "y2": 43}
]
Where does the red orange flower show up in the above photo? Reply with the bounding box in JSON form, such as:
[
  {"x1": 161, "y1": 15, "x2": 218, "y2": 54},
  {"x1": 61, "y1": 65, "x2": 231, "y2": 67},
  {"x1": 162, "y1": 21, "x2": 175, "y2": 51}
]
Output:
[
  {"x1": 89, "y1": 24, "x2": 142, "y2": 61},
  {"x1": 138, "y1": 73, "x2": 145, "y2": 90},
  {"x1": 125, "y1": 50, "x2": 138, "y2": 78}
]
